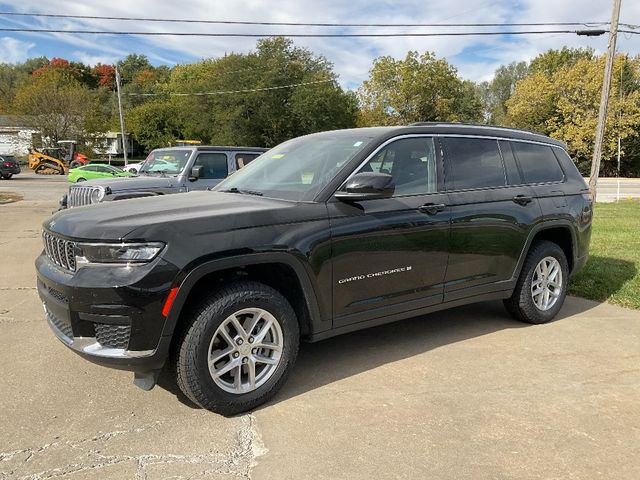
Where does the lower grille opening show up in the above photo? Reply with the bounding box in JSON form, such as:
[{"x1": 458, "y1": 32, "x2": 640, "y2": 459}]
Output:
[
  {"x1": 94, "y1": 324, "x2": 131, "y2": 349},
  {"x1": 46, "y1": 309, "x2": 73, "y2": 339}
]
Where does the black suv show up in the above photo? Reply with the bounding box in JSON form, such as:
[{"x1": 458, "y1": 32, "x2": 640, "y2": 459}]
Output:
[
  {"x1": 1, "y1": 155, "x2": 20, "y2": 179},
  {"x1": 36, "y1": 124, "x2": 592, "y2": 415}
]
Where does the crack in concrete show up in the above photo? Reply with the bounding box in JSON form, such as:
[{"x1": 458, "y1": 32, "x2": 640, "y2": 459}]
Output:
[{"x1": 1, "y1": 416, "x2": 267, "y2": 480}]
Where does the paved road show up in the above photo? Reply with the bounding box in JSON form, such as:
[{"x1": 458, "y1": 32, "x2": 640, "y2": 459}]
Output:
[
  {"x1": 592, "y1": 177, "x2": 640, "y2": 202},
  {"x1": 1, "y1": 174, "x2": 639, "y2": 479}
]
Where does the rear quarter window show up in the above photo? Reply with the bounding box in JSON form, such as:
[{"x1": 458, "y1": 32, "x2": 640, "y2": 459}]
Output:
[
  {"x1": 443, "y1": 137, "x2": 506, "y2": 190},
  {"x1": 511, "y1": 142, "x2": 565, "y2": 184}
]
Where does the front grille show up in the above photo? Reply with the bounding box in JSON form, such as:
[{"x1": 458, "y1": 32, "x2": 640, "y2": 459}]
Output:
[
  {"x1": 42, "y1": 231, "x2": 76, "y2": 272},
  {"x1": 68, "y1": 185, "x2": 101, "y2": 207},
  {"x1": 95, "y1": 324, "x2": 131, "y2": 349},
  {"x1": 45, "y1": 307, "x2": 73, "y2": 339}
]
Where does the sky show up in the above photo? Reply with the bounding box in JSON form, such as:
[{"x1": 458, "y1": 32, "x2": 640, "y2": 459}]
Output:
[{"x1": 0, "y1": 0, "x2": 639, "y2": 89}]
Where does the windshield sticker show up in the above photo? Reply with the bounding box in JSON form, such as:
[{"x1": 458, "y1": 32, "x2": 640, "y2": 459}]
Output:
[
  {"x1": 353, "y1": 141, "x2": 363, "y2": 147},
  {"x1": 338, "y1": 266, "x2": 412, "y2": 285},
  {"x1": 271, "y1": 154, "x2": 285, "y2": 159}
]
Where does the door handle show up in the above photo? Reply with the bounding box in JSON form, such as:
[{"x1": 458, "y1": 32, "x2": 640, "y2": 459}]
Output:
[
  {"x1": 419, "y1": 203, "x2": 446, "y2": 215},
  {"x1": 513, "y1": 195, "x2": 533, "y2": 206}
]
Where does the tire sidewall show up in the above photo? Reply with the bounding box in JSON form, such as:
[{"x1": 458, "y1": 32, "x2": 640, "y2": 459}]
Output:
[
  {"x1": 186, "y1": 287, "x2": 299, "y2": 409},
  {"x1": 520, "y1": 243, "x2": 569, "y2": 323}
]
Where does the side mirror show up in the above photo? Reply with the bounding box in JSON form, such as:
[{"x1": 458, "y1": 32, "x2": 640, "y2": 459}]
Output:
[
  {"x1": 334, "y1": 172, "x2": 395, "y2": 202},
  {"x1": 189, "y1": 165, "x2": 203, "y2": 181}
]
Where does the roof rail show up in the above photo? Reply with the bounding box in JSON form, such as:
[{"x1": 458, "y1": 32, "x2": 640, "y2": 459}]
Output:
[{"x1": 409, "y1": 121, "x2": 547, "y2": 138}]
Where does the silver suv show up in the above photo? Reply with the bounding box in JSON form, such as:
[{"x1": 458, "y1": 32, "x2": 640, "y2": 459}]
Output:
[{"x1": 62, "y1": 146, "x2": 267, "y2": 208}]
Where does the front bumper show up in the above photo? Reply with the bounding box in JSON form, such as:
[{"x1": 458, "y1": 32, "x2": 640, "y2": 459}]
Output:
[{"x1": 36, "y1": 252, "x2": 179, "y2": 372}]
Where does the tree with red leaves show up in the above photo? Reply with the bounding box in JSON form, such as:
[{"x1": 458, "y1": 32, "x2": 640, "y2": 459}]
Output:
[{"x1": 92, "y1": 64, "x2": 116, "y2": 89}]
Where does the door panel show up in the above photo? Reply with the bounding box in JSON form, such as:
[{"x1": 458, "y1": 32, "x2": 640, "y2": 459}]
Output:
[
  {"x1": 444, "y1": 186, "x2": 540, "y2": 301},
  {"x1": 441, "y1": 136, "x2": 542, "y2": 301},
  {"x1": 329, "y1": 194, "x2": 450, "y2": 325},
  {"x1": 328, "y1": 135, "x2": 450, "y2": 327},
  {"x1": 187, "y1": 152, "x2": 229, "y2": 191}
]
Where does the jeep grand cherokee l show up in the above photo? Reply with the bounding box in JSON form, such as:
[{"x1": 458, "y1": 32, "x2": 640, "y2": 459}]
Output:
[
  {"x1": 61, "y1": 146, "x2": 266, "y2": 208},
  {"x1": 36, "y1": 123, "x2": 592, "y2": 415}
]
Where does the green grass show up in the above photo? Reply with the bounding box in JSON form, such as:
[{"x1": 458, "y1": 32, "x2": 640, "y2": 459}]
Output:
[{"x1": 569, "y1": 200, "x2": 640, "y2": 309}]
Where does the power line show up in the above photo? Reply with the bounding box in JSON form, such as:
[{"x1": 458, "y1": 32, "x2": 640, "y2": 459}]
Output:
[
  {"x1": 0, "y1": 11, "x2": 611, "y2": 28},
  {"x1": 0, "y1": 27, "x2": 600, "y2": 37},
  {"x1": 126, "y1": 78, "x2": 334, "y2": 96}
]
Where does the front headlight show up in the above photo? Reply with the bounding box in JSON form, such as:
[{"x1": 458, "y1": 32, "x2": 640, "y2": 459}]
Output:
[
  {"x1": 90, "y1": 186, "x2": 106, "y2": 204},
  {"x1": 76, "y1": 242, "x2": 165, "y2": 265}
]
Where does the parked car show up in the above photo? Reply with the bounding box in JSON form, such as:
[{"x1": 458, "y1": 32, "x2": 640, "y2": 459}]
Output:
[
  {"x1": 60, "y1": 146, "x2": 266, "y2": 208},
  {"x1": 67, "y1": 164, "x2": 133, "y2": 183},
  {"x1": 122, "y1": 162, "x2": 144, "y2": 174},
  {"x1": 36, "y1": 123, "x2": 593, "y2": 415},
  {"x1": 0, "y1": 155, "x2": 21, "y2": 179}
]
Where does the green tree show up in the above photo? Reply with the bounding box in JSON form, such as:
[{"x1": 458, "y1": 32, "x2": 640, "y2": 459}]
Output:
[
  {"x1": 529, "y1": 47, "x2": 595, "y2": 77},
  {"x1": 357, "y1": 51, "x2": 483, "y2": 126},
  {"x1": 477, "y1": 61, "x2": 529, "y2": 124},
  {"x1": 506, "y1": 54, "x2": 640, "y2": 175},
  {"x1": 157, "y1": 37, "x2": 356, "y2": 147},
  {"x1": 13, "y1": 68, "x2": 102, "y2": 144},
  {"x1": 127, "y1": 100, "x2": 183, "y2": 150}
]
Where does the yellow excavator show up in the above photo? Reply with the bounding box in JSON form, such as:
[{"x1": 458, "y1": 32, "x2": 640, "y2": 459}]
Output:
[{"x1": 28, "y1": 140, "x2": 90, "y2": 175}]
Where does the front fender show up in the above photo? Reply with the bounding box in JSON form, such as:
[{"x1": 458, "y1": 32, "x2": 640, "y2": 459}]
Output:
[{"x1": 161, "y1": 252, "x2": 325, "y2": 339}]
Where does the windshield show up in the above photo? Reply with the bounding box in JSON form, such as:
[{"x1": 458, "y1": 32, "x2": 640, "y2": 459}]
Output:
[
  {"x1": 214, "y1": 131, "x2": 375, "y2": 201},
  {"x1": 140, "y1": 149, "x2": 192, "y2": 175}
]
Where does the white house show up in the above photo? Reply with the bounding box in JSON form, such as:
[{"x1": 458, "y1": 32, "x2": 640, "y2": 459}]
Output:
[{"x1": 0, "y1": 116, "x2": 40, "y2": 157}]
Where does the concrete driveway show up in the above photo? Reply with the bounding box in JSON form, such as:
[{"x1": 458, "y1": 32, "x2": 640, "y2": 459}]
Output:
[{"x1": 1, "y1": 174, "x2": 639, "y2": 479}]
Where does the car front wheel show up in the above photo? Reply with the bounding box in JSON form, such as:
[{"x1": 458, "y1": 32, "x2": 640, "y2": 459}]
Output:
[
  {"x1": 176, "y1": 281, "x2": 299, "y2": 415},
  {"x1": 504, "y1": 240, "x2": 569, "y2": 324}
]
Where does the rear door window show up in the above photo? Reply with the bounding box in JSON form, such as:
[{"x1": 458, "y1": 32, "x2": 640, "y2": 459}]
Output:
[
  {"x1": 235, "y1": 153, "x2": 261, "y2": 170},
  {"x1": 443, "y1": 137, "x2": 506, "y2": 190},
  {"x1": 511, "y1": 142, "x2": 565, "y2": 184}
]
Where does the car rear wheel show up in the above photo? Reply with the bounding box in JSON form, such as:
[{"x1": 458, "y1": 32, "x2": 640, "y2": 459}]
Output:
[
  {"x1": 76, "y1": 177, "x2": 86, "y2": 182},
  {"x1": 504, "y1": 240, "x2": 569, "y2": 324},
  {"x1": 176, "y1": 281, "x2": 299, "y2": 415},
  {"x1": 1, "y1": 174, "x2": 12, "y2": 179}
]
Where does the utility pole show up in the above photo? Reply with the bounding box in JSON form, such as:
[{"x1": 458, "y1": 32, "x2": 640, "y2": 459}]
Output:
[
  {"x1": 115, "y1": 66, "x2": 128, "y2": 166},
  {"x1": 588, "y1": 0, "x2": 622, "y2": 200}
]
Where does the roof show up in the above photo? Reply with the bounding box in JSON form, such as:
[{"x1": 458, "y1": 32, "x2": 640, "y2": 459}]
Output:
[
  {"x1": 153, "y1": 145, "x2": 268, "y2": 152},
  {"x1": 400, "y1": 122, "x2": 565, "y2": 148},
  {"x1": 295, "y1": 124, "x2": 565, "y2": 149}
]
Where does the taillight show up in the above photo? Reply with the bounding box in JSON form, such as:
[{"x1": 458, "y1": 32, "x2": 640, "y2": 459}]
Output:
[{"x1": 2, "y1": 162, "x2": 11, "y2": 167}]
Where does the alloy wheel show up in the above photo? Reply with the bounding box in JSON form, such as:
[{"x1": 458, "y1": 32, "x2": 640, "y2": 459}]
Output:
[
  {"x1": 531, "y1": 256, "x2": 563, "y2": 311},
  {"x1": 207, "y1": 308, "x2": 283, "y2": 394}
]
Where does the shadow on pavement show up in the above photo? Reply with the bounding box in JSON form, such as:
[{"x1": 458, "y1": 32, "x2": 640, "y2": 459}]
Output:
[{"x1": 156, "y1": 297, "x2": 602, "y2": 411}]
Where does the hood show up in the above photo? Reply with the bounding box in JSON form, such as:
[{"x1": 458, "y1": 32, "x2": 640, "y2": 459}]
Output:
[
  {"x1": 75, "y1": 174, "x2": 179, "y2": 192},
  {"x1": 44, "y1": 191, "x2": 319, "y2": 241}
]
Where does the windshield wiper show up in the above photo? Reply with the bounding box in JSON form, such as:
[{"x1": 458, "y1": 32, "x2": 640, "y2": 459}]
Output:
[{"x1": 219, "y1": 187, "x2": 263, "y2": 196}]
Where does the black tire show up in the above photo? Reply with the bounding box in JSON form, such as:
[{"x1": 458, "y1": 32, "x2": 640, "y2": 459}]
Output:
[
  {"x1": 1, "y1": 174, "x2": 11, "y2": 179},
  {"x1": 176, "y1": 281, "x2": 299, "y2": 415},
  {"x1": 76, "y1": 178, "x2": 86, "y2": 183},
  {"x1": 69, "y1": 161, "x2": 81, "y2": 168},
  {"x1": 504, "y1": 240, "x2": 569, "y2": 324}
]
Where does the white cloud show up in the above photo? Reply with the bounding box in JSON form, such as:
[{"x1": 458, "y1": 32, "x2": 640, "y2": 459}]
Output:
[
  {"x1": 0, "y1": 36, "x2": 36, "y2": 63},
  {"x1": 1, "y1": 0, "x2": 639, "y2": 85}
]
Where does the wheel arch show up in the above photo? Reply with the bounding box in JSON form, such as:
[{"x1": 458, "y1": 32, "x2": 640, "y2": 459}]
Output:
[
  {"x1": 163, "y1": 253, "x2": 324, "y2": 342},
  {"x1": 513, "y1": 221, "x2": 578, "y2": 281}
]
